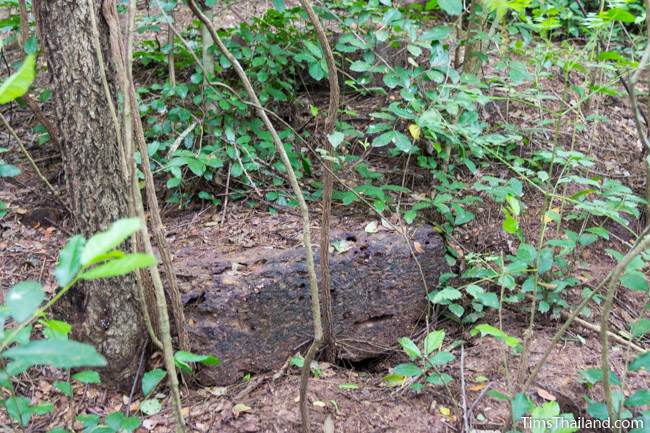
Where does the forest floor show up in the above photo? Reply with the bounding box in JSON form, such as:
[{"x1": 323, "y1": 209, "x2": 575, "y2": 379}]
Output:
[{"x1": 2, "y1": 2, "x2": 650, "y2": 433}]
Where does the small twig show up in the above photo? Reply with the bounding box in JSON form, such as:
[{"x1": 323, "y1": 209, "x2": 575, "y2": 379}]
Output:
[
  {"x1": 460, "y1": 345, "x2": 470, "y2": 433},
  {"x1": 126, "y1": 342, "x2": 147, "y2": 417}
]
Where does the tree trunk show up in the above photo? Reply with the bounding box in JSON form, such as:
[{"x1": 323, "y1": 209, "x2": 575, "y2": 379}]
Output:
[
  {"x1": 178, "y1": 226, "x2": 448, "y2": 385},
  {"x1": 33, "y1": 0, "x2": 145, "y2": 386}
]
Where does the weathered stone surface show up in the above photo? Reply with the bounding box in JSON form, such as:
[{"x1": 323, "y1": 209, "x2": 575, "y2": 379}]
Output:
[{"x1": 177, "y1": 226, "x2": 447, "y2": 385}]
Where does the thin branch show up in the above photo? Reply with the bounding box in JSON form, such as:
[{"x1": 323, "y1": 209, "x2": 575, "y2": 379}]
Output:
[
  {"x1": 183, "y1": 11, "x2": 323, "y2": 433},
  {"x1": 292, "y1": 3, "x2": 339, "y2": 431},
  {"x1": 600, "y1": 231, "x2": 650, "y2": 421}
]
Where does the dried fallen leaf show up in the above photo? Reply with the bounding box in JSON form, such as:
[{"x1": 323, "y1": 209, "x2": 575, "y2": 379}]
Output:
[
  {"x1": 312, "y1": 400, "x2": 326, "y2": 408},
  {"x1": 364, "y1": 220, "x2": 379, "y2": 233},
  {"x1": 233, "y1": 403, "x2": 252, "y2": 417},
  {"x1": 536, "y1": 388, "x2": 556, "y2": 401},
  {"x1": 468, "y1": 383, "x2": 486, "y2": 392},
  {"x1": 414, "y1": 241, "x2": 424, "y2": 254}
]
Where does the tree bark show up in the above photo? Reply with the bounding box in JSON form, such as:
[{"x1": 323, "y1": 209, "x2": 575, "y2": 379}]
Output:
[
  {"x1": 179, "y1": 226, "x2": 448, "y2": 385},
  {"x1": 33, "y1": 0, "x2": 145, "y2": 386}
]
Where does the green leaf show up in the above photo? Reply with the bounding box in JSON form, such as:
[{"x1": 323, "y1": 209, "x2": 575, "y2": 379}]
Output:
[
  {"x1": 72, "y1": 370, "x2": 100, "y2": 384},
  {"x1": 81, "y1": 218, "x2": 142, "y2": 265},
  {"x1": 142, "y1": 368, "x2": 166, "y2": 396},
  {"x1": 516, "y1": 243, "x2": 537, "y2": 264},
  {"x1": 4, "y1": 396, "x2": 32, "y2": 426},
  {"x1": 429, "y1": 287, "x2": 462, "y2": 304},
  {"x1": 508, "y1": 61, "x2": 532, "y2": 85},
  {"x1": 3, "y1": 339, "x2": 107, "y2": 369},
  {"x1": 438, "y1": 0, "x2": 462, "y2": 15},
  {"x1": 0, "y1": 55, "x2": 36, "y2": 104},
  {"x1": 630, "y1": 352, "x2": 650, "y2": 371},
  {"x1": 427, "y1": 351, "x2": 455, "y2": 366},
  {"x1": 54, "y1": 380, "x2": 72, "y2": 397},
  {"x1": 327, "y1": 131, "x2": 345, "y2": 149},
  {"x1": 426, "y1": 372, "x2": 452, "y2": 385},
  {"x1": 140, "y1": 398, "x2": 162, "y2": 416},
  {"x1": 537, "y1": 248, "x2": 554, "y2": 275},
  {"x1": 578, "y1": 368, "x2": 621, "y2": 386},
  {"x1": 338, "y1": 383, "x2": 359, "y2": 390},
  {"x1": 626, "y1": 390, "x2": 650, "y2": 407},
  {"x1": 587, "y1": 400, "x2": 609, "y2": 420},
  {"x1": 476, "y1": 292, "x2": 500, "y2": 309},
  {"x1": 470, "y1": 324, "x2": 521, "y2": 348},
  {"x1": 423, "y1": 330, "x2": 445, "y2": 355},
  {"x1": 173, "y1": 351, "x2": 220, "y2": 373},
  {"x1": 272, "y1": 0, "x2": 286, "y2": 11},
  {"x1": 79, "y1": 253, "x2": 156, "y2": 280},
  {"x1": 54, "y1": 235, "x2": 85, "y2": 287},
  {"x1": 631, "y1": 319, "x2": 650, "y2": 338},
  {"x1": 621, "y1": 271, "x2": 648, "y2": 292},
  {"x1": 398, "y1": 337, "x2": 421, "y2": 360},
  {"x1": 393, "y1": 363, "x2": 423, "y2": 377},
  {"x1": 511, "y1": 392, "x2": 531, "y2": 422},
  {"x1": 7, "y1": 281, "x2": 44, "y2": 323},
  {"x1": 0, "y1": 163, "x2": 21, "y2": 177}
]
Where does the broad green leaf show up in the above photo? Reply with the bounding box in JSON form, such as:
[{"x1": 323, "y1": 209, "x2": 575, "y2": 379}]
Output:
[
  {"x1": 272, "y1": 0, "x2": 286, "y2": 11},
  {"x1": 41, "y1": 319, "x2": 72, "y2": 340},
  {"x1": 142, "y1": 368, "x2": 166, "y2": 396},
  {"x1": 81, "y1": 218, "x2": 142, "y2": 265},
  {"x1": 470, "y1": 324, "x2": 521, "y2": 348},
  {"x1": 426, "y1": 372, "x2": 453, "y2": 385},
  {"x1": 537, "y1": 248, "x2": 554, "y2": 275},
  {"x1": 578, "y1": 368, "x2": 621, "y2": 386},
  {"x1": 438, "y1": 0, "x2": 462, "y2": 15},
  {"x1": 429, "y1": 287, "x2": 462, "y2": 304},
  {"x1": 393, "y1": 363, "x2": 422, "y2": 377},
  {"x1": 398, "y1": 337, "x2": 421, "y2": 360},
  {"x1": 327, "y1": 131, "x2": 345, "y2": 149},
  {"x1": 140, "y1": 398, "x2": 162, "y2": 416},
  {"x1": 3, "y1": 339, "x2": 107, "y2": 369},
  {"x1": 423, "y1": 330, "x2": 445, "y2": 355},
  {"x1": 4, "y1": 396, "x2": 32, "y2": 426},
  {"x1": 586, "y1": 400, "x2": 608, "y2": 420},
  {"x1": 508, "y1": 61, "x2": 532, "y2": 85},
  {"x1": 54, "y1": 380, "x2": 72, "y2": 397},
  {"x1": 0, "y1": 54, "x2": 36, "y2": 104},
  {"x1": 630, "y1": 352, "x2": 650, "y2": 371},
  {"x1": 511, "y1": 392, "x2": 531, "y2": 422},
  {"x1": 174, "y1": 351, "x2": 220, "y2": 373},
  {"x1": 0, "y1": 163, "x2": 21, "y2": 177},
  {"x1": 382, "y1": 373, "x2": 406, "y2": 386},
  {"x1": 621, "y1": 271, "x2": 649, "y2": 292},
  {"x1": 626, "y1": 390, "x2": 650, "y2": 407},
  {"x1": 427, "y1": 351, "x2": 455, "y2": 366},
  {"x1": 631, "y1": 319, "x2": 650, "y2": 338},
  {"x1": 79, "y1": 253, "x2": 156, "y2": 280},
  {"x1": 7, "y1": 281, "x2": 44, "y2": 323},
  {"x1": 54, "y1": 235, "x2": 85, "y2": 287},
  {"x1": 72, "y1": 370, "x2": 100, "y2": 384}
]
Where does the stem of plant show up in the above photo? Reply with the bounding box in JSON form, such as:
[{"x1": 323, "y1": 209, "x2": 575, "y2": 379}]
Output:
[{"x1": 185, "y1": 3, "x2": 323, "y2": 433}]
